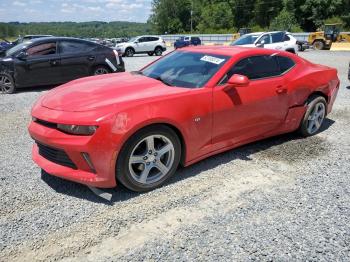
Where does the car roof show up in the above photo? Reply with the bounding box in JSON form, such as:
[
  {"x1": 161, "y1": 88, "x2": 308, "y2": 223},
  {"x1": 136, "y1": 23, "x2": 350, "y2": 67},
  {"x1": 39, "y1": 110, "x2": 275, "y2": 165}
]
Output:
[
  {"x1": 25, "y1": 36, "x2": 101, "y2": 45},
  {"x1": 179, "y1": 45, "x2": 298, "y2": 58},
  {"x1": 243, "y1": 32, "x2": 263, "y2": 36}
]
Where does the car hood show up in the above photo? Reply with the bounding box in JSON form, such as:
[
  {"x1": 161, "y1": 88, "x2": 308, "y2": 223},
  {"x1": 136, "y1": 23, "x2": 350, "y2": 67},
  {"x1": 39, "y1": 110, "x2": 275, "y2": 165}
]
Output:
[{"x1": 41, "y1": 72, "x2": 189, "y2": 112}]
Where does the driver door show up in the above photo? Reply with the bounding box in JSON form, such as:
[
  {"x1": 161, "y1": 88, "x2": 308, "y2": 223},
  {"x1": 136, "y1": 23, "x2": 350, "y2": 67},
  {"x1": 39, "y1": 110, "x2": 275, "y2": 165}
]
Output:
[
  {"x1": 15, "y1": 41, "x2": 62, "y2": 87},
  {"x1": 212, "y1": 55, "x2": 289, "y2": 148}
]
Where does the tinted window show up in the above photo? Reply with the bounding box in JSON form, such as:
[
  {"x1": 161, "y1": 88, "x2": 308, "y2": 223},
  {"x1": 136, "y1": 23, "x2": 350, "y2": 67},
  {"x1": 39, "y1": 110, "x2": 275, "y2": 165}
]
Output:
[
  {"x1": 148, "y1": 37, "x2": 159, "y2": 41},
  {"x1": 222, "y1": 55, "x2": 281, "y2": 82},
  {"x1": 277, "y1": 56, "x2": 295, "y2": 73},
  {"x1": 283, "y1": 34, "x2": 291, "y2": 41},
  {"x1": 142, "y1": 51, "x2": 229, "y2": 88},
  {"x1": 60, "y1": 41, "x2": 95, "y2": 54},
  {"x1": 27, "y1": 42, "x2": 56, "y2": 57},
  {"x1": 257, "y1": 34, "x2": 271, "y2": 44},
  {"x1": 138, "y1": 37, "x2": 148, "y2": 42},
  {"x1": 271, "y1": 32, "x2": 285, "y2": 43},
  {"x1": 232, "y1": 34, "x2": 260, "y2": 45}
]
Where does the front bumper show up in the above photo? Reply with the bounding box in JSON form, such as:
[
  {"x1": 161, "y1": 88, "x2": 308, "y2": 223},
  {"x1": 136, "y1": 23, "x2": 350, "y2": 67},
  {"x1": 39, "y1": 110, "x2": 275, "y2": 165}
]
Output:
[{"x1": 28, "y1": 112, "x2": 119, "y2": 188}]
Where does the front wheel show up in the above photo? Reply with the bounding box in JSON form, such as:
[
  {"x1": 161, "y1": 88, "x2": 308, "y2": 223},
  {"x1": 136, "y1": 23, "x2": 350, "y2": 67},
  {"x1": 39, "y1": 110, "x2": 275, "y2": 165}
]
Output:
[
  {"x1": 313, "y1": 40, "x2": 324, "y2": 50},
  {"x1": 299, "y1": 96, "x2": 327, "y2": 137},
  {"x1": 116, "y1": 125, "x2": 181, "y2": 192},
  {"x1": 0, "y1": 73, "x2": 15, "y2": 94},
  {"x1": 125, "y1": 48, "x2": 134, "y2": 57}
]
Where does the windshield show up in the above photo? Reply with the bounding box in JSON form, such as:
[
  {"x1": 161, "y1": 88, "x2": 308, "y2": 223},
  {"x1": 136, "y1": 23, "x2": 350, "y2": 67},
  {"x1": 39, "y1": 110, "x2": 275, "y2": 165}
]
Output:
[
  {"x1": 6, "y1": 41, "x2": 32, "y2": 57},
  {"x1": 231, "y1": 34, "x2": 260, "y2": 45},
  {"x1": 128, "y1": 37, "x2": 137, "y2": 43},
  {"x1": 142, "y1": 51, "x2": 230, "y2": 88}
]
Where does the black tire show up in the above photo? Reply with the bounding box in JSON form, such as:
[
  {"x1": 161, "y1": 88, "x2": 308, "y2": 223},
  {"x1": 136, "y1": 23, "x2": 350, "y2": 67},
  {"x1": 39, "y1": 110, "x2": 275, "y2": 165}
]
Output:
[
  {"x1": 92, "y1": 65, "x2": 111, "y2": 75},
  {"x1": 298, "y1": 44, "x2": 304, "y2": 52},
  {"x1": 147, "y1": 52, "x2": 154, "y2": 56},
  {"x1": 299, "y1": 96, "x2": 327, "y2": 137},
  {"x1": 116, "y1": 125, "x2": 181, "y2": 192},
  {"x1": 0, "y1": 73, "x2": 15, "y2": 94},
  {"x1": 313, "y1": 40, "x2": 324, "y2": 50},
  {"x1": 154, "y1": 46, "x2": 163, "y2": 56},
  {"x1": 125, "y1": 47, "x2": 134, "y2": 57}
]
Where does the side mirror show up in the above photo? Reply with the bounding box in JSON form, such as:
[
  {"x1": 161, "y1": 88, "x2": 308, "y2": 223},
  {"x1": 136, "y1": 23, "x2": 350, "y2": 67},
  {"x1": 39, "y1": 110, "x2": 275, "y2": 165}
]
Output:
[
  {"x1": 17, "y1": 51, "x2": 27, "y2": 60},
  {"x1": 256, "y1": 40, "x2": 265, "y2": 48},
  {"x1": 227, "y1": 74, "x2": 249, "y2": 87},
  {"x1": 134, "y1": 41, "x2": 139, "y2": 44}
]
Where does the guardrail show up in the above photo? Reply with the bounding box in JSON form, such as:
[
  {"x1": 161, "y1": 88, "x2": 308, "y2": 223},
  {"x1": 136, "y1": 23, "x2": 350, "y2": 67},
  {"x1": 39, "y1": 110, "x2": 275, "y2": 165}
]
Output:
[{"x1": 160, "y1": 33, "x2": 311, "y2": 44}]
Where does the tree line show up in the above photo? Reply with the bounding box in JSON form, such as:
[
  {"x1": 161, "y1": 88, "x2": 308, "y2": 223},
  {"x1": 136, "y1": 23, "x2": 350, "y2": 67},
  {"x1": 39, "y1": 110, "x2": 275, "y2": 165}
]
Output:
[
  {"x1": 148, "y1": 0, "x2": 350, "y2": 34},
  {"x1": 0, "y1": 21, "x2": 152, "y2": 39}
]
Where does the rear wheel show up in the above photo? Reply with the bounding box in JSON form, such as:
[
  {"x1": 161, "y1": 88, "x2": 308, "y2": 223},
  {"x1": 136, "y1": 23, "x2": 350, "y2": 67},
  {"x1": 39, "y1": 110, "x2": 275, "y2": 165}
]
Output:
[
  {"x1": 147, "y1": 52, "x2": 154, "y2": 56},
  {"x1": 116, "y1": 125, "x2": 181, "y2": 192},
  {"x1": 154, "y1": 47, "x2": 163, "y2": 56},
  {"x1": 313, "y1": 40, "x2": 325, "y2": 50},
  {"x1": 93, "y1": 66, "x2": 111, "y2": 75},
  {"x1": 125, "y1": 48, "x2": 134, "y2": 57},
  {"x1": 0, "y1": 73, "x2": 15, "y2": 94},
  {"x1": 299, "y1": 96, "x2": 327, "y2": 137}
]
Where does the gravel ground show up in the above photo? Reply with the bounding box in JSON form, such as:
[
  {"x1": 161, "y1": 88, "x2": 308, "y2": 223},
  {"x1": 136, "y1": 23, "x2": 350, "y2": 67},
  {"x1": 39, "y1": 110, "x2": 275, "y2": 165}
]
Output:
[{"x1": 0, "y1": 50, "x2": 350, "y2": 261}]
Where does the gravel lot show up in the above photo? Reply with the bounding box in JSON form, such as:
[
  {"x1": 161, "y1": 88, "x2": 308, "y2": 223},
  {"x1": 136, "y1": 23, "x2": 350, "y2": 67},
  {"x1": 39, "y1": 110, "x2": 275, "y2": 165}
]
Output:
[{"x1": 1, "y1": 50, "x2": 350, "y2": 261}]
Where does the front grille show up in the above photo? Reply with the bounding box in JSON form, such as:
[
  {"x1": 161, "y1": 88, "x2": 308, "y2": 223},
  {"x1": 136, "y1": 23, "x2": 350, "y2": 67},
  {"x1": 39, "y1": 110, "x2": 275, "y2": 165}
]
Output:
[
  {"x1": 34, "y1": 118, "x2": 57, "y2": 129},
  {"x1": 37, "y1": 142, "x2": 77, "y2": 169}
]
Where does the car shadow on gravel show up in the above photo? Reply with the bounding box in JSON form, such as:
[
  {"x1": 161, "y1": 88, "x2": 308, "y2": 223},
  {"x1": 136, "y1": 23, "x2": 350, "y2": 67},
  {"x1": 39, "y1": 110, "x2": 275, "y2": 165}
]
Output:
[
  {"x1": 15, "y1": 85, "x2": 56, "y2": 93},
  {"x1": 41, "y1": 118, "x2": 335, "y2": 204}
]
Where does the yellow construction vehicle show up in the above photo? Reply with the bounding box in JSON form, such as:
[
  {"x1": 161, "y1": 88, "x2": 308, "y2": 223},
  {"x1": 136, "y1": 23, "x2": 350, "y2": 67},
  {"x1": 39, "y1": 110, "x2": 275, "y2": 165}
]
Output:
[
  {"x1": 308, "y1": 23, "x2": 350, "y2": 50},
  {"x1": 232, "y1": 28, "x2": 252, "y2": 41}
]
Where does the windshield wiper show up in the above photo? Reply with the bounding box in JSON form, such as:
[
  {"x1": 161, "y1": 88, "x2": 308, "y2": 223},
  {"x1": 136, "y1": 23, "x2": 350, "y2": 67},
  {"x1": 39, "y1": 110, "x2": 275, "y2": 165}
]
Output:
[
  {"x1": 131, "y1": 70, "x2": 143, "y2": 75},
  {"x1": 154, "y1": 76, "x2": 172, "y2": 86}
]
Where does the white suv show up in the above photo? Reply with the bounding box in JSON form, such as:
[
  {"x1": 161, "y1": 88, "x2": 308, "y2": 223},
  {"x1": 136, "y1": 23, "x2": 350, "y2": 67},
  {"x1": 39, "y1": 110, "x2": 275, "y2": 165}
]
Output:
[
  {"x1": 115, "y1": 35, "x2": 166, "y2": 57},
  {"x1": 232, "y1": 31, "x2": 298, "y2": 53}
]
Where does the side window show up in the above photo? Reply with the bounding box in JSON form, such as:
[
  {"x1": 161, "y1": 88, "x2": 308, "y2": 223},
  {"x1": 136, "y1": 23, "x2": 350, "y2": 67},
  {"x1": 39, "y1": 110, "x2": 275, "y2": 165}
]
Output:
[
  {"x1": 257, "y1": 34, "x2": 271, "y2": 44},
  {"x1": 184, "y1": 37, "x2": 190, "y2": 41},
  {"x1": 271, "y1": 32, "x2": 285, "y2": 43},
  {"x1": 149, "y1": 37, "x2": 159, "y2": 41},
  {"x1": 27, "y1": 42, "x2": 56, "y2": 57},
  {"x1": 220, "y1": 55, "x2": 281, "y2": 84},
  {"x1": 138, "y1": 37, "x2": 148, "y2": 43},
  {"x1": 277, "y1": 56, "x2": 295, "y2": 74},
  {"x1": 283, "y1": 34, "x2": 291, "y2": 41},
  {"x1": 60, "y1": 41, "x2": 95, "y2": 54}
]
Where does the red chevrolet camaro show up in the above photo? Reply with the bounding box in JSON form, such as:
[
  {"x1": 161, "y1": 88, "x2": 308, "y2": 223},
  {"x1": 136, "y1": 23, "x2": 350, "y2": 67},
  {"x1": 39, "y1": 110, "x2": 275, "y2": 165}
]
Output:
[{"x1": 28, "y1": 46, "x2": 339, "y2": 192}]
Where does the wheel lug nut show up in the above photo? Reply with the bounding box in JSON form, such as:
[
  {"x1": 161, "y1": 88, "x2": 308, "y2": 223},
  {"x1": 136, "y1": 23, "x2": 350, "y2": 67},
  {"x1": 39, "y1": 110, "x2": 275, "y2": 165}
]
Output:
[
  {"x1": 146, "y1": 162, "x2": 150, "y2": 165},
  {"x1": 148, "y1": 150, "x2": 152, "y2": 154},
  {"x1": 154, "y1": 152, "x2": 158, "y2": 156},
  {"x1": 143, "y1": 156, "x2": 148, "y2": 160}
]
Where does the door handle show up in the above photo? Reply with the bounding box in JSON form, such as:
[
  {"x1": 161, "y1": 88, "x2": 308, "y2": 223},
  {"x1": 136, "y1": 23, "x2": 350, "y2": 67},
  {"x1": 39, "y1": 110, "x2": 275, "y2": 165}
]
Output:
[
  {"x1": 50, "y1": 60, "x2": 59, "y2": 66},
  {"x1": 87, "y1": 56, "x2": 95, "y2": 61},
  {"x1": 276, "y1": 85, "x2": 287, "y2": 94}
]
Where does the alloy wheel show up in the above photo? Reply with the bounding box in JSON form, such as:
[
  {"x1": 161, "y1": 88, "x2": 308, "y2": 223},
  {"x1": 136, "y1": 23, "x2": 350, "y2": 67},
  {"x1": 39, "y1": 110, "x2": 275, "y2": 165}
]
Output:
[
  {"x1": 0, "y1": 75, "x2": 13, "y2": 93},
  {"x1": 94, "y1": 68, "x2": 109, "y2": 75},
  {"x1": 128, "y1": 135, "x2": 175, "y2": 185},
  {"x1": 307, "y1": 102, "x2": 325, "y2": 134}
]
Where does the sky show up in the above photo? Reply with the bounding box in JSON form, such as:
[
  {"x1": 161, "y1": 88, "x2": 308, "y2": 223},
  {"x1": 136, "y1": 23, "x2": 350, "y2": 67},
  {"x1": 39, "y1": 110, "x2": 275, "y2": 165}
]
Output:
[{"x1": 0, "y1": 0, "x2": 153, "y2": 23}]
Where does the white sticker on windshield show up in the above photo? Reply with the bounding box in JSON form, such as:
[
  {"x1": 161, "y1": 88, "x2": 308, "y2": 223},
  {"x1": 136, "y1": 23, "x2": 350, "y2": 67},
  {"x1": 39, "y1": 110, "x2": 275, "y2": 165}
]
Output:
[{"x1": 200, "y1": 55, "x2": 225, "y2": 65}]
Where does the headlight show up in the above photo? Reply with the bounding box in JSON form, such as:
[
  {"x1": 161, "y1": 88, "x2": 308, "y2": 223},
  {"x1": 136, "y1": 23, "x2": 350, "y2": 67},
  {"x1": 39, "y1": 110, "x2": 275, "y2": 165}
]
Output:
[{"x1": 57, "y1": 124, "x2": 98, "y2": 135}]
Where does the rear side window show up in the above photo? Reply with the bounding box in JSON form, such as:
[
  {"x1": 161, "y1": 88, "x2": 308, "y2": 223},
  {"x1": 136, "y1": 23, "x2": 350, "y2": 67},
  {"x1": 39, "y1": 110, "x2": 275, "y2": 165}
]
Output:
[
  {"x1": 27, "y1": 42, "x2": 56, "y2": 57},
  {"x1": 257, "y1": 34, "x2": 271, "y2": 44},
  {"x1": 283, "y1": 34, "x2": 291, "y2": 41},
  {"x1": 277, "y1": 56, "x2": 295, "y2": 73},
  {"x1": 60, "y1": 41, "x2": 95, "y2": 54}
]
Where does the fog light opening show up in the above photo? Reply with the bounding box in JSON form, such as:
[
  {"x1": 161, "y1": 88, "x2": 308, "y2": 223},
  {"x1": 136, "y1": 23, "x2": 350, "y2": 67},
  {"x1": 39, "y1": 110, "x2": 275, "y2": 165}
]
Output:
[{"x1": 81, "y1": 153, "x2": 96, "y2": 174}]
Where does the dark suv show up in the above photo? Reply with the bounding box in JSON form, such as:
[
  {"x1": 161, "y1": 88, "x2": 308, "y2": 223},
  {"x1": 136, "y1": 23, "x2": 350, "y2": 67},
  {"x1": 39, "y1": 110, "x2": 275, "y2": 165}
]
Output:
[
  {"x1": 174, "y1": 36, "x2": 201, "y2": 49},
  {"x1": 0, "y1": 37, "x2": 125, "y2": 94}
]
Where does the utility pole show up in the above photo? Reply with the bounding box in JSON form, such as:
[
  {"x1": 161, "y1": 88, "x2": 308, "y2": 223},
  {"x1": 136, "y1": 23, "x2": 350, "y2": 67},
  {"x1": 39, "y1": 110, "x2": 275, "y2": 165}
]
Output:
[{"x1": 190, "y1": 0, "x2": 193, "y2": 33}]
